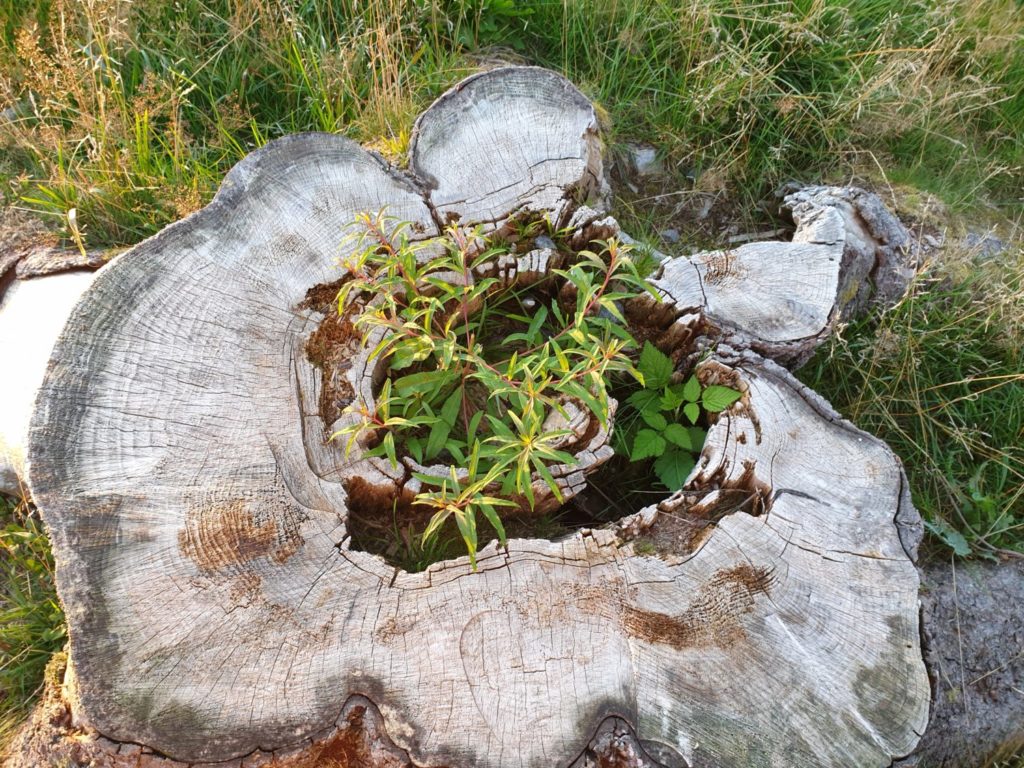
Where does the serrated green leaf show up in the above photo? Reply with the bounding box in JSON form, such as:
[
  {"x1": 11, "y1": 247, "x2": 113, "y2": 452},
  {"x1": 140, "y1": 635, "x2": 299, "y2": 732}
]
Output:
[
  {"x1": 660, "y1": 384, "x2": 686, "y2": 411},
  {"x1": 627, "y1": 388, "x2": 660, "y2": 413},
  {"x1": 702, "y1": 385, "x2": 742, "y2": 412},
  {"x1": 663, "y1": 423, "x2": 693, "y2": 450},
  {"x1": 638, "y1": 341, "x2": 673, "y2": 390},
  {"x1": 684, "y1": 402, "x2": 700, "y2": 424},
  {"x1": 631, "y1": 429, "x2": 666, "y2": 461},
  {"x1": 640, "y1": 410, "x2": 668, "y2": 430},
  {"x1": 654, "y1": 449, "x2": 695, "y2": 491},
  {"x1": 682, "y1": 375, "x2": 701, "y2": 402}
]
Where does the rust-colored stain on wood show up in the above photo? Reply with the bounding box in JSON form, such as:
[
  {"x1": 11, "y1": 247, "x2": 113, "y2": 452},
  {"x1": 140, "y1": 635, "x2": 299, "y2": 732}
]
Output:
[
  {"x1": 622, "y1": 565, "x2": 773, "y2": 649},
  {"x1": 178, "y1": 500, "x2": 301, "y2": 572},
  {"x1": 701, "y1": 249, "x2": 739, "y2": 285}
]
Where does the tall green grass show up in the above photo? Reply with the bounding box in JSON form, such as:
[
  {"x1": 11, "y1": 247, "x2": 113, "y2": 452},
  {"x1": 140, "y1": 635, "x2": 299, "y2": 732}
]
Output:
[
  {"x1": 0, "y1": 496, "x2": 65, "y2": 748},
  {"x1": 798, "y1": 244, "x2": 1024, "y2": 558},
  {"x1": 1, "y1": 0, "x2": 1021, "y2": 248}
]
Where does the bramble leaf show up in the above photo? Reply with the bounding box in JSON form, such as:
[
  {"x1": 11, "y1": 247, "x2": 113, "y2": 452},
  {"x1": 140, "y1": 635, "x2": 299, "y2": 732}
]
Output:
[
  {"x1": 627, "y1": 388, "x2": 661, "y2": 413},
  {"x1": 632, "y1": 429, "x2": 666, "y2": 461},
  {"x1": 702, "y1": 385, "x2": 742, "y2": 412},
  {"x1": 660, "y1": 384, "x2": 686, "y2": 411},
  {"x1": 638, "y1": 341, "x2": 673, "y2": 390},
  {"x1": 654, "y1": 449, "x2": 695, "y2": 491},
  {"x1": 684, "y1": 402, "x2": 700, "y2": 424},
  {"x1": 682, "y1": 375, "x2": 701, "y2": 403},
  {"x1": 663, "y1": 423, "x2": 693, "y2": 450},
  {"x1": 640, "y1": 410, "x2": 668, "y2": 430}
]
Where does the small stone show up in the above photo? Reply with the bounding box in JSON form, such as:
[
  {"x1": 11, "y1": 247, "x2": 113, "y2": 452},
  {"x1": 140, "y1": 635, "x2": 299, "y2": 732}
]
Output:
[
  {"x1": 660, "y1": 228, "x2": 680, "y2": 244},
  {"x1": 624, "y1": 143, "x2": 663, "y2": 177},
  {"x1": 534, "y1": 234, "x2": 556, "y2": 250},
  {"x1": 964, "y1": 231, "x2": 1007, "y2": 261}
]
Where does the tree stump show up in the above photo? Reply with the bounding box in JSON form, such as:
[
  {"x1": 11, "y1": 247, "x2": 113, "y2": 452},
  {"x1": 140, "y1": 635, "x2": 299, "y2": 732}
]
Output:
[{"x1": 7, "y1": 67, "x2": 936, "y2": 767}]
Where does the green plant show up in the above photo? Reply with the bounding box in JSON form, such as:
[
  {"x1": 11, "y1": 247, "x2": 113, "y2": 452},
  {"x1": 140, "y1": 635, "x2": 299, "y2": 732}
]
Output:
[
  {"x1": 615, "y1": 342, "x2": 741, "y2": 492},
  {"x1": 798, "y1": 248, "x2": 1024, "y2": 559},
  {"x1": 334, "y1": 212, "x2": 654, "y2": 567},
  {"x1": 0, "y1": 497, "x2": 65, "y2": 748}
]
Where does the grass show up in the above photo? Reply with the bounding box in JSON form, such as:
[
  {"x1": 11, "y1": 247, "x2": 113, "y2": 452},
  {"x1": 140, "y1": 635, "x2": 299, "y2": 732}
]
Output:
[
  {"x1": 0, "y1": 0, "x2": 1021, "y2": 248},
  {"x1": 0, "y1": 0, "x2": 1022, "y2": 758},
  {"x1": 0, "y1": 495, "x2": 65, "y2": 749},
  {"x1": 798, "y1": 237, "x2": 1024, "y2": 560}
]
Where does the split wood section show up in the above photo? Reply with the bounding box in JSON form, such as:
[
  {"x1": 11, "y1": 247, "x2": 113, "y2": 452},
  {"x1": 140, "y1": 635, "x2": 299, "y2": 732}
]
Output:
[{"x1": 19, "y1": 66, "x2": 929, "y2": 767}]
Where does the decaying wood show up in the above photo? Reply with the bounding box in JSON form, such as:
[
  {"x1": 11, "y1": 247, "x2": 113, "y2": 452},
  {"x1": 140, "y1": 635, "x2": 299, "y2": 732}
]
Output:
[
  {"x1": 5, "y1": 67, "x2": 939, "y2": 767},
  {"x1": 408, "y1": 66, "x2": 607, "y2": 228},
  {"x1": 12, "y1": 558, "x2": 1023, "y2": 768},
  {"x1": 781, "y1": 185, "x2": 920, "y2": 320}
]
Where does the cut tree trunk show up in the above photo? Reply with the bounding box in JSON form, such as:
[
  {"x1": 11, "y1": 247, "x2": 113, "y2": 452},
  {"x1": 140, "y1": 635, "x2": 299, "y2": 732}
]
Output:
[{"x1": 1, "y1": 66, "x2": 957, "y2": 768}]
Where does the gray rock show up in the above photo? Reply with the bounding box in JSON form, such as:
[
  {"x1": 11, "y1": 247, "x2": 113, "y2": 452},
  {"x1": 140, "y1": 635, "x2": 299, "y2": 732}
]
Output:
[
  {"x1": 964, "y1": 231, "x2": 1008, "y2": 261},
  {"x1": 624, "y1": 143, "x2": 663, "y2": 177},
  {"x1": 533, "y1": 234, "x2": 556, "y2": 251}
]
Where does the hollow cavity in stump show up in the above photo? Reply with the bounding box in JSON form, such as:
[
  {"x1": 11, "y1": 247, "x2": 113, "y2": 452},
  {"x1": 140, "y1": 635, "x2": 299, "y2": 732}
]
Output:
[{"x1": 299, "y1": 218, "x2": 725, "y2": 571}]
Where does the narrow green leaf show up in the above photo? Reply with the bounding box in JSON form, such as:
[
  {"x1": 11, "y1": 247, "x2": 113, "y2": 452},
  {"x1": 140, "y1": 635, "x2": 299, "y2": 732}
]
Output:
[
  {"x1": 479, "y1": 503, "x2": 507, "y2": 545},
  {"x1": 425, "y1": 420, "x2": 451, "y2": 461},
  {"x1": 383, "y1": 432, "x2": 397, "y2": 467},
  {"x1": 407, "y1": 436, "x2": 425, "y2": 464},
  {"x1": 422, "y1": 508, "x2": 450, "y2": 546},
  {"x1": 439, "y1": 387, "x2": 462, "y2": 426},
  {"x1": 454, "y1": 507, "x2": 478, "y2": 570},
  {"x1": 532, "y1": 458, "x2": 564, "y2": 501}
]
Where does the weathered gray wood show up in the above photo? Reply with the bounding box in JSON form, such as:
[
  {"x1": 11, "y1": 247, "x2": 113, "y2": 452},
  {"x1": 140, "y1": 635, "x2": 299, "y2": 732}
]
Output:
[
  {"x1": 14, "y1": 246, "x2": 110, "y2": 278},
  {"x1": 409, "y1": 66, "x2": 608, "y2": 228},
  {"x1": 782, "y1": 185, "x2": 920, "y2": 320},
  {"x1": 12, "y1": 560, "x2": 1022, "y2": 768},
  {"x1": 7, "y1": 67, "x2": 934, "y2": 768}
]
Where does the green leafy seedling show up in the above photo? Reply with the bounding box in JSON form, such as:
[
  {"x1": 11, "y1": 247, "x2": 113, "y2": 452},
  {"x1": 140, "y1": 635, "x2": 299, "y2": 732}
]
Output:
[
  {"x1": 621, "y1": 342, "x2": 741, "y2": 491},
  {"x1": 332, "y1": 212, "x2": 652, "y2": 568}
]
